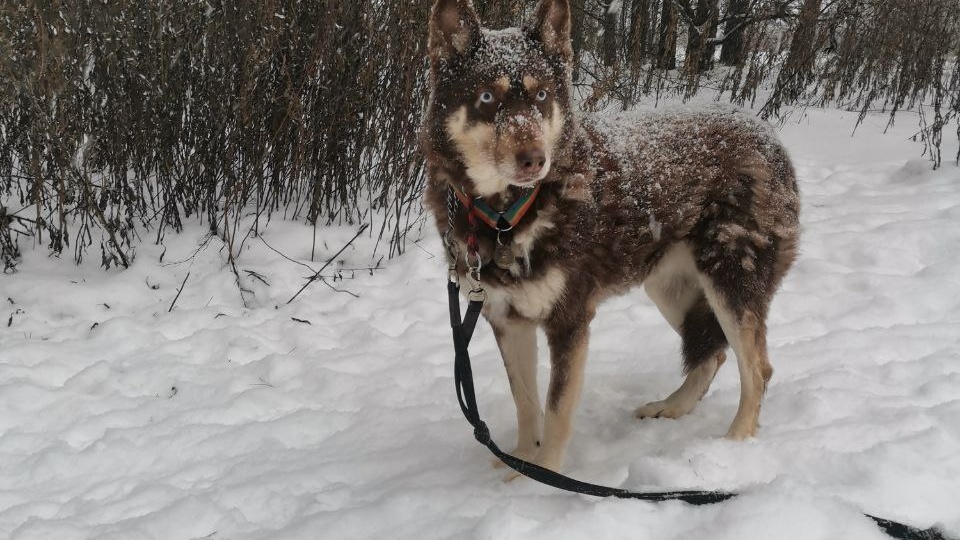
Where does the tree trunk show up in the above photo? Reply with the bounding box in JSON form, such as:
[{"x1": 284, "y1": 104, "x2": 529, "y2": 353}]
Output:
[
  {"x1": 570, "y1": 0, "x2": 587, "y2": 80},
  {"x1": 685, "y1": 0, "x2": 720, "y2": 72},
  {"x1": 656, "y1": 0, "x2": 678, "y2": 70},
  {"x1": 719, "y1": 0, "x2": 749, "y2": 66},
  {"x1": 628, "y1": 0, "x2": 651, "y2": 68},
  {"x1": 601, "y1": 0, "x2": 619, "y2": 66}
]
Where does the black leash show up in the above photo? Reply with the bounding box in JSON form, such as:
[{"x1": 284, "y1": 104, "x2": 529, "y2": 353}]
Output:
[{"x1": 447, "y1": 279, "x2": 951, "y2": 540}]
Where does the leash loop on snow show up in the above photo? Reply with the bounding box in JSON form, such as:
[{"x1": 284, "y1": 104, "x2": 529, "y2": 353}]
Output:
[{"x1": 445, "y1": 278, "x2": 952, "y2": 540}]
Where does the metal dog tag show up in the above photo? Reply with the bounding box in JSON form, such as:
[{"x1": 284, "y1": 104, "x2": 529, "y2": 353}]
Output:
[{"x1": 494, "y1": 243, "x2": 514, "y2": 269}]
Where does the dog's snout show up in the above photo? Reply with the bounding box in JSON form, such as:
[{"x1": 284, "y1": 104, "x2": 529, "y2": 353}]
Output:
[{"x1": 517, "y1": 148, "x2": 546, "y2": 175}]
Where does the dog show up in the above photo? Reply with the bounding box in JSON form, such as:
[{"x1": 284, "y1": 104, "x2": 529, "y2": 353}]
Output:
[{"x1": 422, "y1": 0, "x2": 800, "y2": 478}]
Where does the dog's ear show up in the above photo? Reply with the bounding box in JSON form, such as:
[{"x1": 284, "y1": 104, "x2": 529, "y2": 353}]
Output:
[
  {"x1": 531, "y1": 0, "x2": 573, "y2": 60},
  {"x1": 428, "y1": 0, "x2": 482, "y2": 64}
]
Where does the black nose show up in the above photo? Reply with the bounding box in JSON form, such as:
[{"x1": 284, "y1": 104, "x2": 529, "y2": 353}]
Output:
[{"x1": 517, "y1": 148, "x2": 546, "y2": 175}]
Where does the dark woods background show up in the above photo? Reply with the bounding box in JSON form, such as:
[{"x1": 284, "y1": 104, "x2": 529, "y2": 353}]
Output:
[{"x1": 1, "y1": 0, "x2": 958, "y2": 271}]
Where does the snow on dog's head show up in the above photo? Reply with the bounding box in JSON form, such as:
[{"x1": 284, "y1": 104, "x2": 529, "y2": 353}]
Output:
[{"x1": 426, "y1": 0, "x2": 574, "y2": 197}]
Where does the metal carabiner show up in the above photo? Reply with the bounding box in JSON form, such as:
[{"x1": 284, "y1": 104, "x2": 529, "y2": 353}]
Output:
[{"x1": 466, "y1": 249, "x2": 483, "y2": 281}]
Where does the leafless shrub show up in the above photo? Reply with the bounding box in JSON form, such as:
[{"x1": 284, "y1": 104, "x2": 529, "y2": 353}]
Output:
[{"x1": 0, "y1": 0, "x2": 429, "y2": 269}]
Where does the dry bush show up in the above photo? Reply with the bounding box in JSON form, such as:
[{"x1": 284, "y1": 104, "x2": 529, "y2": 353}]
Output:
[{"x1": 0, "y1": 0, "x2": 429, "y2": 270}]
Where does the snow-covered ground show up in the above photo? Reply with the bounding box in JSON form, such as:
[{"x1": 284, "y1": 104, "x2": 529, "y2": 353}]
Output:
[{"x1": 2, "y1": 108, "x2": 959, "y2": 540}]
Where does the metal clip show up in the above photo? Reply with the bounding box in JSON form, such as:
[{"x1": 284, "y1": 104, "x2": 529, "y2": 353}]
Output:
[
  {"x1": 445, "y1": 185, "x2": 485, "y2": 300},
  {"x1": 466, "y1": 250, "x2": 482, "y2": 282},
  {"x1": 468, "y1": 287, "x2": 486, "y2": 302}
]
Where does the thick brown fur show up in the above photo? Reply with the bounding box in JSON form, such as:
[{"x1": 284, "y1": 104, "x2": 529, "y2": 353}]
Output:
[{"x1": 422, "y1": 0, "x2": 800, "y2": 477}]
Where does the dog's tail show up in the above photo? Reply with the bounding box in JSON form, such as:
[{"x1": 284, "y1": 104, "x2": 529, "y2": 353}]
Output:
[{"x1": 680, "y1": 296, "x2": 728, "y2": 374}]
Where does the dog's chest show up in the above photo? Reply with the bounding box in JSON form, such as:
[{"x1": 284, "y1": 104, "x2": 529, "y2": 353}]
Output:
[{"x1": 480, "y1": 266, "x2": 567, "y2": 322}]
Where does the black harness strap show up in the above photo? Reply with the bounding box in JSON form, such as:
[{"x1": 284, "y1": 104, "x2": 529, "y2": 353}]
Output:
[{"x1": 447, "y1": 280, "x2": 951, "y2": 540}]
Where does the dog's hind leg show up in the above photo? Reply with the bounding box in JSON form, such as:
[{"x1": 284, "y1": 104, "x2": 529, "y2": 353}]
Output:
[
  {"x1": 490, "y1": 318, "x2": 542, "y2": 467},
  {"x1": 689, "y1": 218, "x2": 783, "y2": 439},
  {"x1": 699, "y1": 282, "x2": 772, "y2": 440},
  {"x1": 633, "y1": 303, "x2": 727, "y2": 420},
  {"x1": 690, "y1": 215, "x2": 778, "y2": 439},
  {"x1": 636, "y1": 246, "x2": 727, "y2": 420},
  {"x1": 685, "y1": 159, "x2": 798, "y2": 439}
]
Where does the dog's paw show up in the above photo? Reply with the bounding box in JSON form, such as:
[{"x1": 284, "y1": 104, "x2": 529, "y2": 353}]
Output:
[
  {"x1": 634, "y1": 400, "x2": 692, "y2": 420},
  {"x1": 503, "y1": 469, "x2": 524, "y2": 483},
  {"x1": 491, "y1": 446, "x2": 539, "y2": 469},
  {"x1": 725, "y1": 418, "x2": 758, "y2": 440},
  {"x1": 501, "y1": 452, "x2": 562, "y2": 483}
]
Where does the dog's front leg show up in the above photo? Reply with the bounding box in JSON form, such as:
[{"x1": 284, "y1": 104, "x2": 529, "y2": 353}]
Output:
[
  {"x1": 507, "y1": 312, "x2": 592, "y2": 478},
  {"x1": 490, "y1": 318, "x2": 542, "y2": 466}
]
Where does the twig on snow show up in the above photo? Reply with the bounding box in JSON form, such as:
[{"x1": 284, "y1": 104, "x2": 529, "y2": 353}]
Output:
[
  {"x1": 245, "y1": 269, "x2": 270, "y2": 286},
  {"x1": 320, "y1": 277, "x2": 360, "y2": 298},
  {"x1": 168, "y1": 271, "x2": 191, "y2": 313},
  {"x1": 286, "y1": 224, "x2": 369, "y2": 304},
  {"x1": 259, "y1": 235, "x2": 316, "y2": 273}
]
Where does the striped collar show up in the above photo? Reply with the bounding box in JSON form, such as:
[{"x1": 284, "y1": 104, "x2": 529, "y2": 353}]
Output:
[{"x1": 453, "y1": 184, "x2": 542, "y2": 231}]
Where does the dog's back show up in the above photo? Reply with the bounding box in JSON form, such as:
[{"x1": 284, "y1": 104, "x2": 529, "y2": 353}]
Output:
[{"x1": 578, "y1": 104, "x2": 800, "y2": 293}]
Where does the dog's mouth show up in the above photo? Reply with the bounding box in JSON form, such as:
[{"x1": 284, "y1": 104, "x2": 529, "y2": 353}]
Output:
[{"x1": 510, "y1": 170, "x2": 547, "y2": 186}]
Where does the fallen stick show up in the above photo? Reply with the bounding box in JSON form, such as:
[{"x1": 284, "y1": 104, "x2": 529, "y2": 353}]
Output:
[
  {"x1": 286, "y1": 224, "x2": 369, "y2": 305},
  {"x1": 168, "y1": 271, "x2": 191, "y2": 313}
]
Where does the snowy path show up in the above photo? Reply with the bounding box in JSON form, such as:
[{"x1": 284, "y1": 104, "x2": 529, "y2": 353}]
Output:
[{"x1": 2, "y1": 109, "x2": 959, "y2": 539}]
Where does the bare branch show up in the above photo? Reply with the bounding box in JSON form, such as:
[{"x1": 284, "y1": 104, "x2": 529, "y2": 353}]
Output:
[
  {"x1": 286, "y1": 224, "x2": 369, "y2": 305},
  {"x1": 168, "y1": 272, "x2": 191, "y2": 313}
]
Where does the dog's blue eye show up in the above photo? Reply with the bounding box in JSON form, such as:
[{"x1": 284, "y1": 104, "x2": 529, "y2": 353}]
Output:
[
  {"x1": 536, "y1": 90, "x2": 548, "y2": 101},
  {"x1": 479, "y1": 92, "x2": 494, "y2": 104}
]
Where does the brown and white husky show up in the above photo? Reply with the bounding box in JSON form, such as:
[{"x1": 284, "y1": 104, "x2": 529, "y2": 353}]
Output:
[{"x1": 422, "y1": 0, "x2": 800, "y2": 478}]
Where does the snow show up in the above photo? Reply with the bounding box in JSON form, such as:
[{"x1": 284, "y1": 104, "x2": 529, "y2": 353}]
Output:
[
  {"x1": 607, "y1": 0, "x2": 624, "y2": 16},
  {"x1": 592, "y1": 102, "x2": 781, "y2": 153},
  {"x1": 587, "y1": 102, "x2": 785, "y2": 186},
  {"x1": 2, "y1": 107, "x2": 960, "y2": 539}
]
